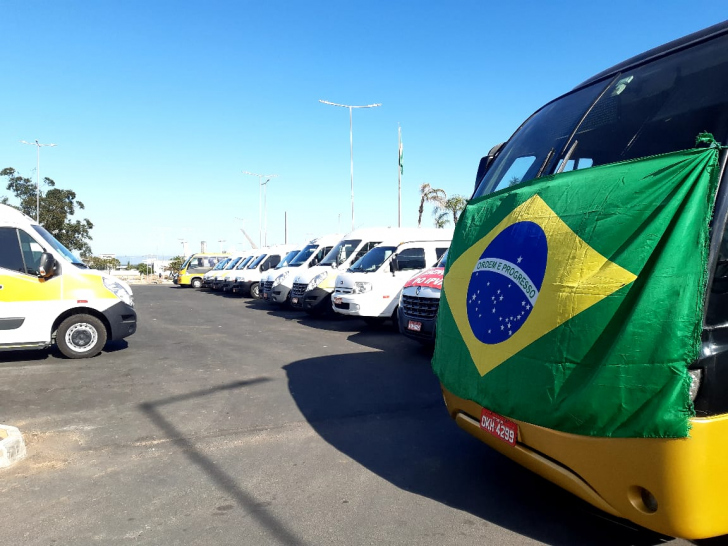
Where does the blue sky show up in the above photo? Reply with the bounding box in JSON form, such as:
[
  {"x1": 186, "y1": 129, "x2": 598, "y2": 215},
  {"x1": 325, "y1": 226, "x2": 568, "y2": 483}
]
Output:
[{"x1": 1, "y1": 1, "x2": 724, "y2": 260}]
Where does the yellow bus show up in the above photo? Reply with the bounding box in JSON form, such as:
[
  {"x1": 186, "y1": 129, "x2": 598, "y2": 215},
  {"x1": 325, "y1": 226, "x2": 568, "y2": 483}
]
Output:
[{"x1": 437, "y1": 21, "x2": 728, "y2": 540}]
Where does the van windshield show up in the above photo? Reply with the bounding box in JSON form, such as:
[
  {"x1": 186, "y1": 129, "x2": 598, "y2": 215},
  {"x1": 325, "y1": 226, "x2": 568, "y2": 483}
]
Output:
[
  {"x1": 214, "y1": 259, "x2": 230, "y2": 270},
  {"x1": 275, "y1": 250, "x2": 300, "y2": 270},
  {"x1": 225, "y1": 257, "x2": 242, "y2": 270},
  {"x1": 320, "y1": 239, "x2": 362, "y2": 267},
  {"x1": 436, "y1": 249, "x2": 449, "y2": 268},
  {"x1": 31, "y1": 225, "x2": 85, "y2": 266},
  {"x1": 235, "y1": 256, "x2": 253, "y2": 270},
  {"x1": 289, "y1": 244, "x2": 318, "y2": 267},
  {"x1": 249, "y1": 254, "x2": 267, "y2": 268},
  {"x1": 475, "y1": 32, "x2": 728, "y2": 197},
  {"x1": 349, "y1": 246, "x2": 396, "y2": 273}
]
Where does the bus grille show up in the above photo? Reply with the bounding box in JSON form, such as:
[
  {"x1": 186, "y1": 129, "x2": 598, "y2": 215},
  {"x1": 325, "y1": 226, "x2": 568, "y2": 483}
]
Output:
[
  {"x1": 401, "y1": 295, "x2": 440, "y2": 319},
  {"x1": 263, "y1": 280, "x2": 273, "y2": 293}
]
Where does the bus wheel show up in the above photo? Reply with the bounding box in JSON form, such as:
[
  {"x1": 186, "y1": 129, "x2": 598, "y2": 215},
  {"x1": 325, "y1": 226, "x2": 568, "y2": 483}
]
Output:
[
  {"x1": 250, "y1": 283, "x2": 260, "y2": 299},
  {"x1": 57, "y1": 314, "x2": 107, "y2": 359},
  {"x1": 191, "y1": 278, "x2": 202, "y2": 288}
]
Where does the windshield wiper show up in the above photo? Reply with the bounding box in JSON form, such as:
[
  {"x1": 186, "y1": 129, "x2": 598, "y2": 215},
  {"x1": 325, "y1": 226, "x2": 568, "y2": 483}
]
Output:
[{"x1": 536, "y1": 148, "x2": 554, "y2": 178}]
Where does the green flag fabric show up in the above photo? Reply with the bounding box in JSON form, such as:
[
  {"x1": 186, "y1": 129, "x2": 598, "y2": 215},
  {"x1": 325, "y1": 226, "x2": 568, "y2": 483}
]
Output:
[{"x1": 432, "y1": 146, "x2": 721, "y2": 438}]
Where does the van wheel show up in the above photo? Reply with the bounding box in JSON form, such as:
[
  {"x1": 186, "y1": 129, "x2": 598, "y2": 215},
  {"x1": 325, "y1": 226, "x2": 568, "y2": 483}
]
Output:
[
  {"x1": 56, "y1": 314, "x2": 107, "y2": 359},
  {"x1": 191, "y1": 278, "x2": 202, "y2": 288},
  {"x1": 250, "y1": 283, "x2": 260, "y2": 299}
]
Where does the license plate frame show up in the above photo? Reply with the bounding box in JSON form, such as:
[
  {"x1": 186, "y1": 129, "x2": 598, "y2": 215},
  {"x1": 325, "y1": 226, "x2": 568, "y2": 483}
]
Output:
[
  {"x1": 480, "y1": 408, "x2": 518, "y2": 447},
  {"x1": 407, "y1": 320, "x2": 422, "y2": 332}
]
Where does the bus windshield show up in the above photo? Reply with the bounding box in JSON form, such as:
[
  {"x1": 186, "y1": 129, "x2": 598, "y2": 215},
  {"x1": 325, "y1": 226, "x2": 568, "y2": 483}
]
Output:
[
  {"x1": 348, "y1": 246, "x2": 396, "y2": 273},
  {"x1": 475, "y1": 32, "x2": 728, "y2": 198},
  {"x1": 320, "y1": 239, "x2": 362, "y2": 267}
]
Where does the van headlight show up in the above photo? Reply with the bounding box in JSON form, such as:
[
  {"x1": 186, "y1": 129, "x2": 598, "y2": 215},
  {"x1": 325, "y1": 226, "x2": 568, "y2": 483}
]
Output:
[
  {"x1": 103, "y1": 277, "x2": 134, "y2": 307},
  {"x1": 355, "y1": 281, "x2": 373, "y2": 294},
  {"x1": 308, "y1": 272, "x2": 328, "y2": 291},
  {"x1": 688, "y1": 369, "x2": 703, "y2": 403},
  {"x1": 273, "y1": 271, "x2": 289, "y2": 287}
]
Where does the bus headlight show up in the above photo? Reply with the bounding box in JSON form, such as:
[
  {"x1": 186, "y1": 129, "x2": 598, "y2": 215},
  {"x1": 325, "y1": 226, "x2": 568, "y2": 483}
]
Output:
[
  {"x1": 688, "y1": 369, "x2": 703, "y2": 403},
  {"x1": 308, "y1": 272, "x2": 328, "y2": 291},
  {"x1": 103, "y1": 277, "x2": 134, "y2": 307}
]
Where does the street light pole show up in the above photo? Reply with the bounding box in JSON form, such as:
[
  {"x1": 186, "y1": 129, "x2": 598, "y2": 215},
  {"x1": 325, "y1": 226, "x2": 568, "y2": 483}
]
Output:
[
  {"x1": 20, "y1": 139, "x2": 57, "y2": 222},
  {"x1": 243, "y1": 171, "x2": 278, "y2": 247},
  {"x1": 319, "y1": 100, "x2": 381, "y2": 231}
]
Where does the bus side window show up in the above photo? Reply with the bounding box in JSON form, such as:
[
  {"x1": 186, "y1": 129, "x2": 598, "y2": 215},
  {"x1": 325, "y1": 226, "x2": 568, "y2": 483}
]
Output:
[
  {"x1": 18, "y1": 231, "x2": 44, "y2": 276},
  {"x1": 0, "y1": 228, "x2": 26, "y2": 274}
]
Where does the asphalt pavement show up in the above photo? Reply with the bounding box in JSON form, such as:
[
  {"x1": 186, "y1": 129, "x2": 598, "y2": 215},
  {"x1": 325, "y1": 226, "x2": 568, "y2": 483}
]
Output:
[{"x1": 0, "y1": 285, "x2": 693, "y2": 545}]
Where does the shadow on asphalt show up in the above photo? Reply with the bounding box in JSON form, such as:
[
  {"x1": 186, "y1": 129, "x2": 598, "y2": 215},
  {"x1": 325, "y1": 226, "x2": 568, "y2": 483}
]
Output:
[
  {"x1": 284, "y1": 351, "x2": 675, "y2": 546},
  {"x1": 139, "y1": 377, "x2": 305, "y2": 546}
]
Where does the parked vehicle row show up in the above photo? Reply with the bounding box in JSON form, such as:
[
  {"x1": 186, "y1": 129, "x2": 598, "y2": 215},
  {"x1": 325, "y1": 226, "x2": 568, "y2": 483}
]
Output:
[{"x1": 182, "y1": 228, "x2": 453, "y2": 343}]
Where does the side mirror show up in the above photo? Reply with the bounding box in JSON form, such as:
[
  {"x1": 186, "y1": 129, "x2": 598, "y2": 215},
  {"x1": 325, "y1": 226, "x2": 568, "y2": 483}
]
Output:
[
  {"x1": 390, "y1": 255, "x2": 398, "y2": 275},
  {"x1": 38, "y1": 252, "x2": 56, "y2": 279},
  {"x1": 473, "y1": 142, "x2": 505, "y2": 196}
]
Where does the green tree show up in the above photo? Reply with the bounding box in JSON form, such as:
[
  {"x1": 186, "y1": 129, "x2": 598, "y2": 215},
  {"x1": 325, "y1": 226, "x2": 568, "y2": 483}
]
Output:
[
  {"x1": 85, "y1": 256, "x2": 120, "y2": 270},
  {"x1": 166, "y1": 256, "x2": 184, "y2": 274},
  {"x1": 1, "y1": 168, "x2": 94, "y2": 256},
  {"x1": 418, "y1": 183, "x2": 447, "y2": 227},
  {"x1": 443, "y1": 194, "x2": 468, "y2": 225},
  {"x1": 135, "y1": 263, "x2": 152, "y2": 275},
  {"x1": 433, "y1": 209, "x2": 450, "y2": 228}
]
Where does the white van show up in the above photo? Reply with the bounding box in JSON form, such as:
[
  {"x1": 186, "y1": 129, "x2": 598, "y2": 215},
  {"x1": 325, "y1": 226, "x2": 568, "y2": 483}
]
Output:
[
  {"x1": 230, "y1": 245, "x2": 296, "y2": 298},
  {"x1": 262, "y1": 234, "x2": 341, "y2": 305},
  {"x1": 201, "y1": 257, "x2": 232, "y2": 289},
  {"x1": 260, "y1": 247, "x2": 303, "y2": 300},
  {"x1": 291, "y1": 227, "x2": 416, "y2": 315},
  {"x1": 0, "y1": 204, "x2": 137, "y2": 358},
  {"x1": 209, "y1": 252, "x2": 248, "y2": 291},
  {"x1": 332, "y1": 229, "x2": 452, "y2": 325},
  {"x1": 220, "y1": 251, "x2": 259, "y2": 293}
]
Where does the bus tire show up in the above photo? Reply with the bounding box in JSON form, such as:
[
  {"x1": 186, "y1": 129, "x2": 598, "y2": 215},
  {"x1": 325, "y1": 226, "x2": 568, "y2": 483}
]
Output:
[
  {"x1": 57, "y1": 314, "x2": 107, "y2": 359},
  {"x1": 191, "y1": 278, "x2": 202, "y2": 288}
]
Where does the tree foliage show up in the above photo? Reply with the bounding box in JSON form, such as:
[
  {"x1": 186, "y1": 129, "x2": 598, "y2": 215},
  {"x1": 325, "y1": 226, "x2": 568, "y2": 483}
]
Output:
[
  {"x1": 418, "y1": 183, "x2": 447, "y2": 227},
  {"x1": 166, "y1": 256, "x2": 185, "y2": 273},
  {"x1": 1, "y1": 168, "x2": 94, "y2": 256},
  {"x1": 85, "y1": 256, "x2": 120, "y2": 270}
]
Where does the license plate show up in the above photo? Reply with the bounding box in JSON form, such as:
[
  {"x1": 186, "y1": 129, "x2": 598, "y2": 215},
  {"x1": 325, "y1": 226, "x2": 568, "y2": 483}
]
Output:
[
  {"x1": 333, "y1": 297, "x2": 342, "y2": 305},
  {"x1": 407, "y1": 320, "x2": 422, "y2": 332},
  {"x1": 480, "y1": 408, "x2": 518, "y2": 447},
  {"x1": 292, "y1": 297, "x2": 299, "y2": 304},
  {"x1": 263, "y1": 292, "x2": 268, "y2": 299}
]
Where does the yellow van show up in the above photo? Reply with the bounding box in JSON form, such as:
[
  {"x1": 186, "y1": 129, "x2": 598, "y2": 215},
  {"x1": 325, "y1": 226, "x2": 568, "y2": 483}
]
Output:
[{"x1": 0, "y1": 204, "x2": 136, "y2": 359}]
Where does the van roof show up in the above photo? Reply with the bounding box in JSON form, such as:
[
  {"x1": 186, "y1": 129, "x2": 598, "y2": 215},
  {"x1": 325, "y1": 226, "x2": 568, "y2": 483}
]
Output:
[
  {"x1": 577, "y1": 20, "x2": 728, "y2": 89},
  {"x1": 339, "y1": 226, "x2": 452, "y2": 240},
  {"x1": 0, "y1": 203, "x2": 36, "y2": 226},
  {"x1": 374, "y1": 232, "x2": 454, "y2": 247}
]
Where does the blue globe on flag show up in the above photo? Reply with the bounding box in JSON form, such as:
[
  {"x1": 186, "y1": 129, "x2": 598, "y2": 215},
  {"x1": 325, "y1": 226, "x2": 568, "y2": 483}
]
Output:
[{"x1": 466, "y1": 221, "x2": 548, "y2": 344}]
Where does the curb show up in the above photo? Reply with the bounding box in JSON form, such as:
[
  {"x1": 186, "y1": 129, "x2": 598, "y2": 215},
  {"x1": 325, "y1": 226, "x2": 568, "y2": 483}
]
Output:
[{"x1": 0, "y1": 425, "x2": 26, "y2": 468}]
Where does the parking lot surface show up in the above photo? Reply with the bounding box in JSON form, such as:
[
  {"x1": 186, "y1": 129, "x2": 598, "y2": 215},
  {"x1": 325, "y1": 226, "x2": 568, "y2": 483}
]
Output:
[{"x1": 0, "y1": 286, "x2": 691, "y2": 545}]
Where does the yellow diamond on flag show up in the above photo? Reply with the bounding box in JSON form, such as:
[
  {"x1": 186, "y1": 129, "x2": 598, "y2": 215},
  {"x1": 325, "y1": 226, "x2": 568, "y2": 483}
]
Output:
[{"x1": 446, "y1": 194, "x2": 637, "y2": 377}]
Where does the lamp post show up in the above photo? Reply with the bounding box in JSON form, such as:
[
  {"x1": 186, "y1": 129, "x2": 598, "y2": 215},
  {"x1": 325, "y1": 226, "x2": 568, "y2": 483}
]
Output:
[
  {"x1": 243, "y1": 171, "x2": 278, "y2": 247},
  {"x1": 319, "y1": 100, "x2": 381, "y2": 231},
  {"x1": 20, "y1": 139, "x2": 57, "y2": 222}
]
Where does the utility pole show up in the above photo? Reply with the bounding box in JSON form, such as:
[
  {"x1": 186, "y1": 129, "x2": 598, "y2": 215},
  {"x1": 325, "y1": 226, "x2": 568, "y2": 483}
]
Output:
[
  {"x1": 242, "y1": 171, "x2": 278, "y2": 247},
  {"x1": 20, "y1": 139, "x2": 57, "y2": 222}
]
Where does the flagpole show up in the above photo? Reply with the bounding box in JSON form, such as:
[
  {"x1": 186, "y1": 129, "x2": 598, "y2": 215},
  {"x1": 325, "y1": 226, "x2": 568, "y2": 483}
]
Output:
[{"x1": 398, "y1": 125, "x2": 402, "y2": 227}]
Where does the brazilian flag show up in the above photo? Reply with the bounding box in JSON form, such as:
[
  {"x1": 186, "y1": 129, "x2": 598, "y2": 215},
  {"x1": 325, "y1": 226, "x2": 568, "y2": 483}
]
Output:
[{"x1": 432, "y1": 145, "x2": 721, "y2": 438}]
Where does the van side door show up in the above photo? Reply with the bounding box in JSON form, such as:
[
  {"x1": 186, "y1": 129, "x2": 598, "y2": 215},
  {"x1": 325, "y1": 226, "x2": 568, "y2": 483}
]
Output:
[{"x1": 0, "y1": 227, "x2": 62, "y2": 347}]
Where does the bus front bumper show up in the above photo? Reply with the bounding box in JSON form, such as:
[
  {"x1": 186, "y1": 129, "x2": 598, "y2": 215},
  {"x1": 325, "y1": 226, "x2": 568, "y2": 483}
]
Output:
[
  {"x1": 102, "y1": 302, "x2": 137, "y2": 341},
  {"x1": 442, "y1": 386, "x2": 728, "y2": 540}
]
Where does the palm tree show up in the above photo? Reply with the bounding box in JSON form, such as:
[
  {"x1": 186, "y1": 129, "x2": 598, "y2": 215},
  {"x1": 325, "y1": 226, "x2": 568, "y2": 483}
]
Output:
[
  {"x1": 433, "y1": 209, "x2": 450, "y2": 228},
  {"x1": 443, "y1": 195, "x2": 468, "y2": 225},
  {"x1": 418, "y1": 183, "x2": 447, "y2": 227}
]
